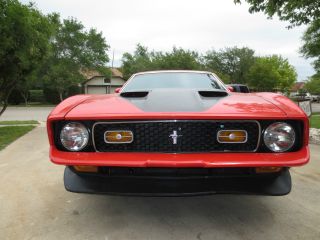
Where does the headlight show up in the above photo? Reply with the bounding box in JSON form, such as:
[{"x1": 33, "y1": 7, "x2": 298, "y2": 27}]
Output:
[
  {"x1": 263, "y1": 122, "x2": 295, "y2": 152},
  {"x1": 60, "y1": 122, "x2": 89, "y2": 151}
]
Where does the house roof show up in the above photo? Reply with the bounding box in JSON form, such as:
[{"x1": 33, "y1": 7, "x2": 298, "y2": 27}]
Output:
[
  {"x1": 80, "y1": 69, "x2": 102, "y2": 80},
  {"x1": 111, "y1": 68, "x2": 123, "y2": 78},
  {"x1": 291, "y1": 82, "x2": 305, "y2": 92},
  {"x1": 81, "y1": 68, "x2": 123, "y2": 83}
]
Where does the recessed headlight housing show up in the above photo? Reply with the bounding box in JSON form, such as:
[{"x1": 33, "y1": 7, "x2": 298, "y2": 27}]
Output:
[
  {"x1": 60, "y1": 122, "x2": 89, "y2": 151},
  {"x1": 263, "y1": 122, "x2": 295, "y2": 152}
]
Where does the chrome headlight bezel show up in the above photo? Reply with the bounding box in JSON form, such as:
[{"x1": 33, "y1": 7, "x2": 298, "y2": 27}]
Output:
[
  {"x1": 60, "y1": 122, "x2": 89, "y2": 151},
  {"x1": 263, "y1": 122, "x2": 296, "y2": 153}
]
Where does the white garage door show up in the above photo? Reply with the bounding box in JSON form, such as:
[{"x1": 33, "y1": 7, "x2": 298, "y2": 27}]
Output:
[{"x1": 87, "y1": 86, "x2": 107, "y2": 94}]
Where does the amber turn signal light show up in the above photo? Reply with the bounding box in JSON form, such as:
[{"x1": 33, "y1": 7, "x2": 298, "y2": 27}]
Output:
[
  {"x1": 255, "y1": 167, "x2": 282, "y2": 173},
  {"x1": 105, "y1": 130, "x2": 133, "y2": 143},
  {"x1": 73, "y1": 166, "x2": 98, "y2": 173},
  {"x1": 217, "y1": 130, "x2": 247, "y2": 143}
]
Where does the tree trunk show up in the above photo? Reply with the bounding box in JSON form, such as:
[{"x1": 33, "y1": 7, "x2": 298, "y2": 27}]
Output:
[
  {"x1": 0, "y1": 100, "x2": 8, "y2": 117},
  {"x1": 59, "y1": 91, "x2": 64, "y2": 102},
  {"x1": 21, "y1": 92, "x2": 28, "y2": 107},
  {"x1": 0, "y1": 86, "x2": 14, "y2": 117}
]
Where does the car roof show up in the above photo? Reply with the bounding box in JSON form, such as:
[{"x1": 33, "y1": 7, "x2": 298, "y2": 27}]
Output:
[{"x1": 133, "y1": 70, "x2": 214, "y2": 76}]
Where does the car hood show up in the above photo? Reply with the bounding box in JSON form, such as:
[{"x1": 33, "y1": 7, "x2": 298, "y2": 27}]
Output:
[{"x1": 63, "y1": 89, "x2": 289, "y2": 119}]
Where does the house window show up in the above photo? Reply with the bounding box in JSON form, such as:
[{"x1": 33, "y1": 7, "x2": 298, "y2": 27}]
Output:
[{"x1": 104, "y1": 78, "x2": 111, "y2": 84}]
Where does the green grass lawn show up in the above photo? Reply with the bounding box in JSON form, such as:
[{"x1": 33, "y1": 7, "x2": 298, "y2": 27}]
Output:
[
  {"x1": 310, "y1": 115, "x2": 320, "y2": 129},
  {"x1": 0, "y1": 125, "x2": 36, "y2": 150},
  {"x1": 0, "y1": 120, "x2": 39, "y2": 125}
]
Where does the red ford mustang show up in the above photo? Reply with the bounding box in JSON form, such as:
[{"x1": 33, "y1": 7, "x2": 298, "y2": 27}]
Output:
[{"x1": 47, "y1": 70, "x2": 309, "y2": 196}]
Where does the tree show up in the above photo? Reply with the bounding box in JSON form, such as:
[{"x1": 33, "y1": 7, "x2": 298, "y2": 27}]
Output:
[
  {"x1": 151, "y1": 47, "x2": 202, "y2": 70},
  {"x1": 0, "y1": 0, "x2": 53, "y2": 116},
  {"x1": 204, "y1": 47, "x2": 255, "y2": 84},
  {"x1": 304, "y1": 73, "x2": 320, "y2": 94},
  {"x1": 234, "y1": 0, "x2": 320, "y2": 28},
  {"x1": 247, "y1": 55, "x2": 297, "y2": 92},
  {"x1": 235, "y1": 1, "x2": 320, "y2": 78},
  {"x1": 15, "y1": 73, "x2": 35, "y2": 106},
  {"x1": 121, "y1": 45, "x2": 203, "y2": 80},
  {"x1": 43, "y1": 17, "x2": 110, "y2": 101},
  {"x1": 121, "y1": 44, "x2": 153, "y2": 80},
  {"x1": 300, "y1": 20, "x2": 320, "y2": 72}
]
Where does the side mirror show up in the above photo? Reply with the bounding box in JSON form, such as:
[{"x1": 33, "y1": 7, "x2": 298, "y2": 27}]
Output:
[
  {"x1": 227, "y1": 86, "x2": 234, "y2": 92},
  {"x1": 114, "y1": 88, "x2": 121, "y2": 93}
]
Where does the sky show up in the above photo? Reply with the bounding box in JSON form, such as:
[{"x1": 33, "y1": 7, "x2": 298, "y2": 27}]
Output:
[{"x1": 21, "y1": 0, "x2": 315, "y2": 81}]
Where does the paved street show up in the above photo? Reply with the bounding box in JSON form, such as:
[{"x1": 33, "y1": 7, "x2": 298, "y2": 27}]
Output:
[
  {"x1": 312, "y1": 103, "x2": 320, "y2": 113},
  {"x1": 0, "y1": 107, "x2": 54, "y2": 121},
  {"x1": 0, "y1": 125, "x2": 320, "y2": 240}
]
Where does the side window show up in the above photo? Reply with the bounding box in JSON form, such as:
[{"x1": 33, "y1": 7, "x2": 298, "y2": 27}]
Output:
[{"x1": 104, "y1": 78, "x2": 110, "y2": 84}]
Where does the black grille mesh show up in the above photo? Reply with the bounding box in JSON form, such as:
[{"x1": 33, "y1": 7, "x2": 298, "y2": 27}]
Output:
[{"x1": 93, "y1": 120, "x2": 260, "y2": 153}]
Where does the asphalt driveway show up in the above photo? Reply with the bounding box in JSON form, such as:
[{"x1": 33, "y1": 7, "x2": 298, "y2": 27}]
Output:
[{"x1": 0, "y1": 125, "x2": 320, "y2": 240}]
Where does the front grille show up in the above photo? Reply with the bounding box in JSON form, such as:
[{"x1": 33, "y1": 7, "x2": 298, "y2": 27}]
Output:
[{"x1": 92, "y1": 120, "x2": 260, "y2": 153}]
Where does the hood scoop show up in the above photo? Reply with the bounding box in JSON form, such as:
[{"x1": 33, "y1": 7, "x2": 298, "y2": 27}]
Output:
[
  {"x1": 198, "y1": 90, "x2": 228, "y2": 97},
  {"x1": 120, "y1": 91, "x2": 149, "y2": 98}
]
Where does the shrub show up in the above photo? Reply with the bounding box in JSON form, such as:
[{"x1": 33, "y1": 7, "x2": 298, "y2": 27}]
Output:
[
  {"x1": 43, "y1": 85, "x2": 83, "y2": 104},
  {"x1": 8, "y1": 89, "x2": 24, "y2": 105},
  {"x1": 29, "y1": 90, "x2": 45, "y2": 103},
  {"x1": 68, "y1": 85, "x2": 82, "y2": 96},
  {"x1": 43, "y1": 88, "x2": 60, "y2": 104}
]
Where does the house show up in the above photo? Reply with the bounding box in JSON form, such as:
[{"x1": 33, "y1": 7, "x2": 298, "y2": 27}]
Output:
[
  {"x1": 291, "y1": 82, "x2": 305, "y2": 94},
  {"x1": 82, "y1": 68, "x2": 125, "y2": 94}
]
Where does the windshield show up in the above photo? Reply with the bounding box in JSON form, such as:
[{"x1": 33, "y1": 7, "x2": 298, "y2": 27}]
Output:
[{"x1": 123, "y1": 72, "x2": 225, "y2": 92}]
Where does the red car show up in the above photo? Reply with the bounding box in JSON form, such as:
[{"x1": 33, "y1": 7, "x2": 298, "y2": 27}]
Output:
[{"x1": 47, "y1": 70, "x2": 309, "y2": 196}]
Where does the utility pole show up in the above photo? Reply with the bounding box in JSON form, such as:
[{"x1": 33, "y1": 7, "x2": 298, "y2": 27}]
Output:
[
  {"x1": 110, "y1": 49, "x2": 115, "y2": 78},
  {"x1": 107, "y1": 49, "x2": 115, "y2": 94}
]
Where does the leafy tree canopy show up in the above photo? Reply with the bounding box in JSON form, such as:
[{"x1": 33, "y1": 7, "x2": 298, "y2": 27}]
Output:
[
  {"x1": 121, "y1": 45, "x2": 297, "y2": 90},
  {"x1": 121, "y1": 44, "x2": 202, "y2": 80},
  {"x1": 247, "y1": 55, "x2": 297, "y2": 92},
  {"x1": 122, "y1": 44, "x2": 153, "y2": 80},
  {"x1": 0, "y1": 0, "x2": 53, "y2": 115},
  {"x1": 234, "y1": 0, "x2": 320, "y2": 28},
  {"x1": 204, "y1": 47, "x2": 255, "y2": 84},
  {"x1": 43, "y1": 16, "x2": 110, "y2": 101},
  {"x1": 235, "y1": 1, "x2": 320, "y2": 77},
  {"x1": 304, "y1": 73, "x2": 320, "y2": 94},
  {"x1": 122, "y1": 45, "x2": 255, "y2": 84},
  {"x1": 151, "y1": 47, "x2": 201, "y2": 70},
  {"x1": 300, "y1": 20, "x2": 320, "y2": 71}
]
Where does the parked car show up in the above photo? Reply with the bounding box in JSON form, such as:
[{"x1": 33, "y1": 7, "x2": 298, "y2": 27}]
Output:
[
  {"x1": 311, "y1": 94, "x2": 320, "y2": 102},
  {"x1": 290, "y1": 92, "x2": 312, "y2": 101},
  {"x1": 227, "y1": 84, "x2": 250, "y2": 93},
  {"x1": 47, "y1": 70, "x2": 309, "y2": 196}
]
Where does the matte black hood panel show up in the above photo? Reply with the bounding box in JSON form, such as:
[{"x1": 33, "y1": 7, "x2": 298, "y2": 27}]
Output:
[{"x1": 121, "y1": 89, "x2": 228, "y2": 112}]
